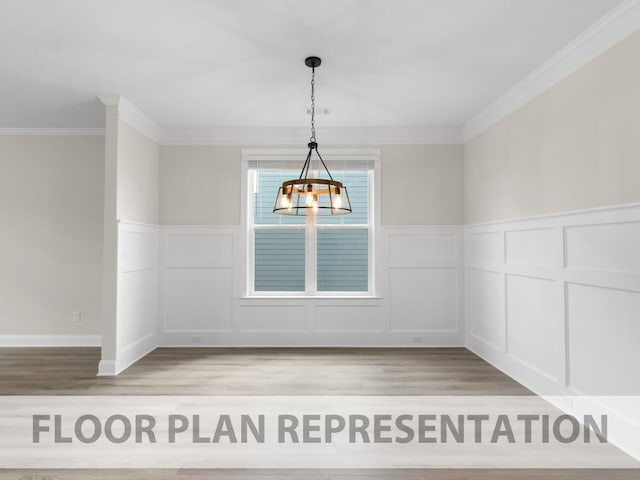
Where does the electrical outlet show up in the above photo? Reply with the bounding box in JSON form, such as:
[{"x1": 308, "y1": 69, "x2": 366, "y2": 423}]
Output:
[
  {"x1": 411, "y1": 335, "x2": 424, "y2": 344},
  {"x1": 191, "y1": 335, "x2": 202, "y2": 344},
  {"x1": 72, "y1": 311, "x2": 82, "y2": 323}
]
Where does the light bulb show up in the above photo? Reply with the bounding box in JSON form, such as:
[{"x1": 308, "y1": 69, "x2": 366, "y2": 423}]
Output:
[
  {"x1": 280, "y1": 194, "x2": 290, "y2": 208},
  {"x1": 334, "y1": 193, "x2": 342, "y2": 209},
  {"x1": 305, "y1": 186, "x2": 313, "y2": 206}
]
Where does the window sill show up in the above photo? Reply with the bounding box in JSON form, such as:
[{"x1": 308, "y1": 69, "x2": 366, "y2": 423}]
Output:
[{"x1": 240, "y1": 295, "x2": 383, "y2": 300}]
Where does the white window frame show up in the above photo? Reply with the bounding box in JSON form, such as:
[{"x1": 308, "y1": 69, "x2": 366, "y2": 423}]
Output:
[{"x1": 242, "y1": 148, "x2": 380, "y2": 298}]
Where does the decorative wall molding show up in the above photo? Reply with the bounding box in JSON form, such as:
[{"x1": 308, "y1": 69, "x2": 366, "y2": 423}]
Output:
[
  {"x1": 99, "y1": 221, "x2": 160, "y2": 376},
  {"x1": 158, "y1": 224, "x2": 464, "y2": 347},
  {"x1": 0, "y1": 122, "x2": 462, "y2": 146},
  {"x1": 0, "y1": 128, "x2": 104, "y2": 136},
  {"x1": 464, "y1": 201, "x2": 640, "y2": 459},
  {"x1": 0, "y1": 124, "x2": 463, "y2": 145},
  {"x1": 463, "y1": 0, "x2": 640, "y2": 141},
  {"x1": 241, "y1": 147, "x2": 381, "y2": 162},
  {"x1": 0, "y1": 335, "x2": 101, "y2": 347}
]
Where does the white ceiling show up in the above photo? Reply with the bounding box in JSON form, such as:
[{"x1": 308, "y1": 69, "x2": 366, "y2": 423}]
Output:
[{"x1": 0, "y1": 0, "x2": 623, "y2": 130}]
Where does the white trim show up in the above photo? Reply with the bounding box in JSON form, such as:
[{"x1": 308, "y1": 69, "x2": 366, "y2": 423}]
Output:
[
  {"x1": 238, "y1": 293, "x2": 379, "y2": 300},
  {"x1": 112, "y1": 342, "x2": 157, "y2": 377},
  {"x1": 117, "y1": 97, "x2": 163, "y2": 143},
  {"x1": 306, "y1": 203, "x2": 318, "y2": 294},
  {"x1": 465, "y1": 201, "x2": 640, "y2": 228},
  {"x1": 161, "y1": 126, "x2": 463, "y2": 146},
  {"x1": 96, "y1": 94, "x2": 121, "y2": 107},
  {"x1": 97, "y1": 360, "x2": 116, "y2": 376},
  {"x1": 97, "y1": 95, "x2": 163, "y2": 143},
  {"x1": 0, "y1": 335, "x2": 101, "y2": 347},
  {"x1": 0, "y1": 128, "x2": 104, "y2": 136},
  {"x1": 242, "y1": 147, "x2": 381, "y2": 162},
  {"x1": 0, "y1": 126, "x2": 461, "y2": 145},
  {"x1": 158, "y1": 344, "x2": 464, "y2": 349},
  {"x1": 463, "y1": 0, "x2": 640, "y2": 142}
]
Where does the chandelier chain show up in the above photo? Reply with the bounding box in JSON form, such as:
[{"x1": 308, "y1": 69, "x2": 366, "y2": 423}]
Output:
[
  {"x1": 310, "y1": 66, "x2": 316, "y2": 143},
  {"x1": 273, "y1": 57, "x2": 352, "y2": 216}
]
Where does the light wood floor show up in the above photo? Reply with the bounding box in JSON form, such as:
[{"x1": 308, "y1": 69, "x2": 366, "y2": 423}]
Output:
[
  {"x1": 0, "y1": 347, "x2": 532, "y2": 395},
  {"x1": 1, "y1": 347, "x2": 638, "y2": 479}
]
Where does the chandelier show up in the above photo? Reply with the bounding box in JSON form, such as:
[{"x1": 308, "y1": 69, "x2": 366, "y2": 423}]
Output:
[{"x1": 273, "y1": 56, "x2": 352, "y2": 216}]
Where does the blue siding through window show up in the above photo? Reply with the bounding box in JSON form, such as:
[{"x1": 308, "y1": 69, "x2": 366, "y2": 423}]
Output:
[
  {"x1": 317, "y1": 229, "x2": 368, "y2": 291},
  {"x1": 254, "y1": 229, "x2": 305, "y2": 291}
]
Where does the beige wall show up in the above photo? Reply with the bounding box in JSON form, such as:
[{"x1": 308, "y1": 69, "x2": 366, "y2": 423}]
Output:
[
  {"x1": 159, "y1": 144, "x2": 464, "y2": 226},
  {"x1": 381, "y1": 144, "x2": 463, "y2": 225},
  {"x1": 465, "y1": 29, "x2": 640, "y2": 224},
  {"x1": 0, "y1": 135, "x2": 104, "y2": 334},
  {"x1": 159, "y1": 145, "x2": 242, "y2": 225},
  {"x1": 117, "y1": 120, "x2": 159, "y2": 224}
]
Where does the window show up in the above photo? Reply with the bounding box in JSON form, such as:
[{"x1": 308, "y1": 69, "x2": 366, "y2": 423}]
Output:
[{"x1": 245, "y1": 149, "x2": 377, "y2": 296}]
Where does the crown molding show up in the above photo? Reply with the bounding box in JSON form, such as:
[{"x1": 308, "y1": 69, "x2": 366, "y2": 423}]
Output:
[
  {"x1": 118, "y1": 97, "x2": 163, "y2": 142},
  {"x1": 159, "y1": 126, "x2": 463, "y2": 145},
  {"x1": 97, "y1": 94, "x2": 163, "y2": 142},
  {"x1": 0, "y1": 125, "x2": 462, "y2": 145},
  {"x1": 463, "y1": 0, "x2": 640, "y2": 142},
  {"x1": 0, "y1": 127, "x2": 104, "y2": 136},
  {"x1": 96, "y1": 94, "x2": 121, "y2": 107}
]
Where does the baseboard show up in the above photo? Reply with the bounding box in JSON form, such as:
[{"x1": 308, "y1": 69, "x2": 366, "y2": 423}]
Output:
[
  {"x1": 97, "y1": 347, "x2": 158, "y2": 377},
  {"x1": 115, "y1": 334, "x2": 158, "y2": 376},
  {"x1": 158, "y1": 330, "x2": 465, "y2": 348},
  {"x1": 97, "y1": 334, "x2": 158, "y2": 377},
  {"x1": 158, "y1": 344, "x2": 466, "y2": 348},
  {"x1": 96, "y1": 360, "x2": 116, "y2": 376},
  {"x1": 0, "y1": 334, "x2": 101, "y2": 347}
]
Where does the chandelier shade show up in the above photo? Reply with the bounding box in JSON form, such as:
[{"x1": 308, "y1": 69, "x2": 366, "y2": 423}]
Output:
[{"x1": 273, "y1": 57, "x2": 352, "y2": 217}]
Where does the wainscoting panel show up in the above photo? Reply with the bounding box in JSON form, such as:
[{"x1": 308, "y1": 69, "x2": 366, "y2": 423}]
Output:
[
  {"x1": 464, "y1": 203, "x2": 640, "y2": 460},
  {"x1": 388, "y1": 232, "x2": 457, "y2": 267},
  {"x1": 567, "y1": 282, "x2": 640, "y2": 395},
  {"x1": 565, "y1": 221, "x2": 640, "y2": 274},
  {"x1": 389, "y1": 267, "x2": 457, "y2": 332},
  {"x1": 465, "y1": 230, "x2": 503, "y2": 267},
  {"x1": 505, "y1": 227, "x2": 555, "y2": 267},
  {"x1": 166, "y1": 232, "x2": 234, "y2": 268},
  {"x1": 505, "y1": 274, "x2": 558, "y2": 381},
  {"x1": 116, "y1": 222, "x2": 159, "y2": 374},
  {"x1": 109, "y1": 206, "x2": 639, "y2": 458},
  {"x1": 164, "y1": 268, "x2": 233, "y2": 332},
  {"x1": 158, "y1": 225, "x2": 464, "y2": 346},
  {"x1": 237, "y1": 304, "x2": 308, "y2": 333},
  {"x1": 466, "y1": 268, "x2": 505, "y2": 351},
  {"x1": 386, "y1": 227, "x2": 463, "y2": 344},
  {"x1": 315, "y1": 305, "x2": 383, "y2": 333}
]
